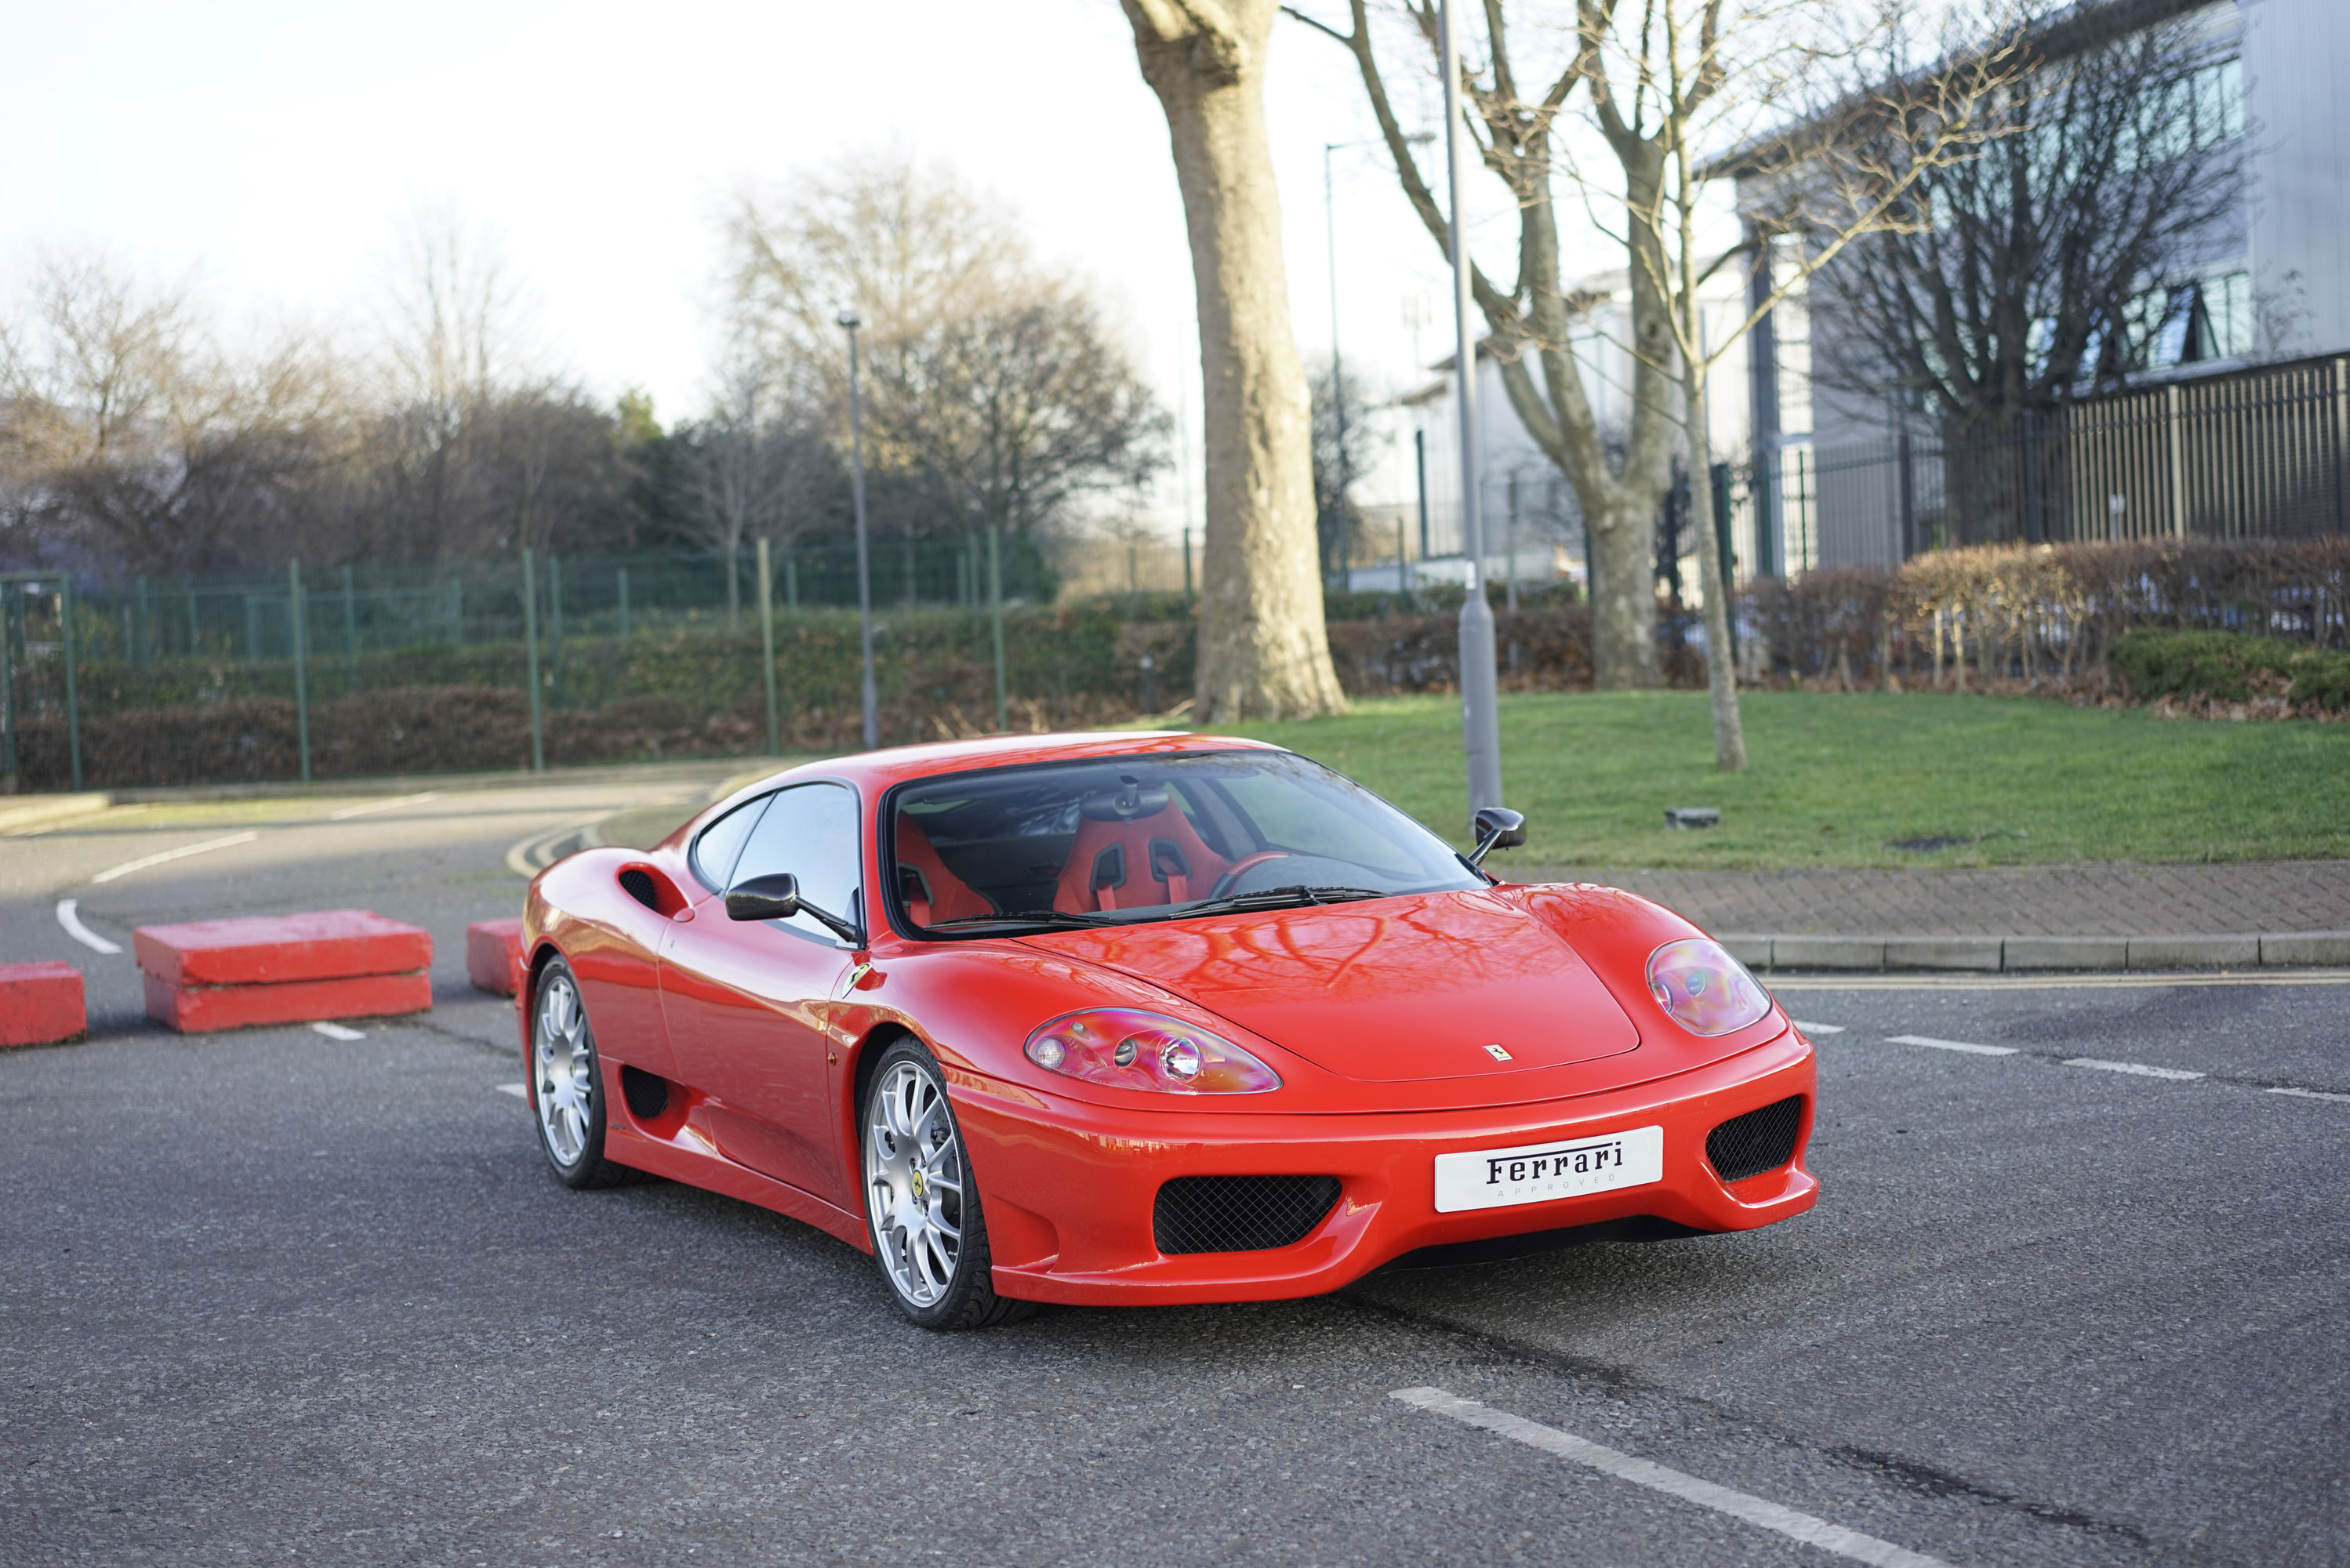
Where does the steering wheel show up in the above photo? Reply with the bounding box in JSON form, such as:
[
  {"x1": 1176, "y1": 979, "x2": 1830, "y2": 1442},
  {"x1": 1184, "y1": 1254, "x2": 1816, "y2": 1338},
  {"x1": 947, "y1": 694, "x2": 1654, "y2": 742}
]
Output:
[{"x1": 1207, "y1": 851, "x2": 1296, "y2": 901}]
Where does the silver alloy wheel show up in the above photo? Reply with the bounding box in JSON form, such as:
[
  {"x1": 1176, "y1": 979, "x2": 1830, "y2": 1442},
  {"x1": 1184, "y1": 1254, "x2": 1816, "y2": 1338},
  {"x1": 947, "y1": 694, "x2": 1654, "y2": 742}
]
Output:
[
  {"x1": 534, "y1": 971, "x2": 594, "y2": 1167},
  {"x1": 864, "y1": 1058, "x2": 966, "y2": 1308}
]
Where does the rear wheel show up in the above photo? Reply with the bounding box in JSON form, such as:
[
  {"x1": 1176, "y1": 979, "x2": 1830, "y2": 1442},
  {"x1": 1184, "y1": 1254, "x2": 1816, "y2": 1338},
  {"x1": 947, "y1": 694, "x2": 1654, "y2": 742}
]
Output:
[
  {"x1": 530, "y1": 957, "x2": 635, "y2": 1189},
  {"x1": 860, "y1": 1037, "x2": 1033, "y2": 1330}
]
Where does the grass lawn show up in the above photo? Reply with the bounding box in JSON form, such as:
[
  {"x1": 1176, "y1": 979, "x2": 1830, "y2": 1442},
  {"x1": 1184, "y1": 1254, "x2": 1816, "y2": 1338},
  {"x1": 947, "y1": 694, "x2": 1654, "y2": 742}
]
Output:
[{"x1": 1217, "y1": 691, "x2": 2350, "y2": 870}]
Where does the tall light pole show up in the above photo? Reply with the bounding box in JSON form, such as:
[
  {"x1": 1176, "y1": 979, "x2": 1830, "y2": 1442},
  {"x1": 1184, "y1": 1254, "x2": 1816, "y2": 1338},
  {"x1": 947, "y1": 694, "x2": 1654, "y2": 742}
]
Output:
[
  {"x1": 1324, "y1": 132, "x2": 1433, "y2": 594},
  {"x1": 1440, "y1": 0, "x2": 1503, "y2": 831},
  {"x1": 839, "y1": 309, "x2": 878, "y2": 750}
]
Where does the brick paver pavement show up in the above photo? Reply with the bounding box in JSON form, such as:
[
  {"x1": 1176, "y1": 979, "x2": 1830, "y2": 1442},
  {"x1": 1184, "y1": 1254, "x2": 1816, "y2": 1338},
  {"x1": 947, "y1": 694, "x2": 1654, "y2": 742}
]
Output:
[{"x1": 1507, "y1": 860, "x2": 2350, "y2": 936}]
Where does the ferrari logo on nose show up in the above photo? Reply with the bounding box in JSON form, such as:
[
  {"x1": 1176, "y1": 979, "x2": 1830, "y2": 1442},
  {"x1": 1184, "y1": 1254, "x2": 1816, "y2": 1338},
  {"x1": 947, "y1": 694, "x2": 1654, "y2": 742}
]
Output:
[{"x1": 1483, "y1": 1044, "x2": 1513, "y2": 1062}]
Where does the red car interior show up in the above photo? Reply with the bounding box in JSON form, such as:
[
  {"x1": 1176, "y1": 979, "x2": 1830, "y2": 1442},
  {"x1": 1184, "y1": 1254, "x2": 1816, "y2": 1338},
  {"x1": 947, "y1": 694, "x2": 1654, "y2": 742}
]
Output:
[
  {"x1": 1051, "y1": 786, "x2": 1230, "y2": 913},
  {"x1": 892, "y1": 818, "x2": 994, "y2": 927}
]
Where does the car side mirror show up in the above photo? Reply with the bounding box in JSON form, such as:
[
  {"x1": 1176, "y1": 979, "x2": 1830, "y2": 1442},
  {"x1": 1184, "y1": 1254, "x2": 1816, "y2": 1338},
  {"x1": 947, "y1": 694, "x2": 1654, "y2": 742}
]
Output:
[
  {"x1": 727, "y1": 872, "x2": 802, "y2": 923},
  {"x1": 1469, "y1": 807, "x2": 1527, "y2": 866}
]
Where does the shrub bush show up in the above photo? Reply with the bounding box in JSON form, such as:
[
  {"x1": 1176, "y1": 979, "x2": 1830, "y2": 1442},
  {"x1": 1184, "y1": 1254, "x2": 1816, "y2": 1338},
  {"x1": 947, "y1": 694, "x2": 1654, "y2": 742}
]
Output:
[{"x1": 2108, "y1": 628, "x2": 2350, "y2": 712}]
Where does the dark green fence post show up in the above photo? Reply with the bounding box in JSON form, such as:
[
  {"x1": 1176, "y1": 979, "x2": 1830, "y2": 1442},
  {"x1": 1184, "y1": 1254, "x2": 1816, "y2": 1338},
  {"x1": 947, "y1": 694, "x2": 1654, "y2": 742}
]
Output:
[
  {"x1": 1182, "y1": 525, "x2": 1195, "y2": 608},
  {"x1": 521, "y1": 548, "x2": 545, "y2": 772},
  {"x1": 988, "y1": 524, "x2": 1008, "y2": 732},
  {"x1": 61, "y1": 578, "x2": 84, "y2": 791},
  {"x1": 341, "y1": 566, "x2": 358, "y2": 694},
  {"x1": 785, "y1": 553, "x2": 799, "y2": 614},
  {"x1": 289, "y1": 561, "x2": 311, "y2": 783},
  {"x1": 616, "y1": 567, "x2": 630, "y2": 638},
  {"x1": 244, "y1": 596, "x2": 260, "y2": 661},
  {"x1": 757, "y1": 536, "x2": 779, "y2": 757},
  {"x1": 548, "y1": 554, "x2": 565, "y2": 710},
  {"x1": 1, "y1": 587, "x2": 17, "y2": 792},
  {"x1": 449, "y1": 581, "x2": 463, "y2": 645},
  {"x1": 136, "y1": 577, "x2": 150, "y2": 663},
  {"x1": 185, "y1": 583, "x2": 198, "y2": 655}
]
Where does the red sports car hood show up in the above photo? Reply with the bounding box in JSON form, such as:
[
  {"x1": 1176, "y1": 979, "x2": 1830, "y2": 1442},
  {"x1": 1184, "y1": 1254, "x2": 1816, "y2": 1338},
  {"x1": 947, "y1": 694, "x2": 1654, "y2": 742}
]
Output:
[{"x1": 1018, "y1": 888, "x2": 1640, "y2": 1082}]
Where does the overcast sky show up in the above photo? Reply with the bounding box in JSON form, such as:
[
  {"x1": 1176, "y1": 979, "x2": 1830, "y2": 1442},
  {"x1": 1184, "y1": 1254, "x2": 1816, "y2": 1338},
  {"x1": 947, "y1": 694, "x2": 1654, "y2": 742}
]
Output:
[{"x1": 2, "y1": 0, "x2": 1633, "y2": 531}]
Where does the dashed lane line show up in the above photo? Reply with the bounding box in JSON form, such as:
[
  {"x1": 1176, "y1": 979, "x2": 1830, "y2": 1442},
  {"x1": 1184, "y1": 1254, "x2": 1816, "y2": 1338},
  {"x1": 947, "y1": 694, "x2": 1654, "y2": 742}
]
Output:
[
  {"x1": 1840, "y1": 1030, "x2": 2343, "y2": 1104},
  {"x1": 1392, "y1": 1388, "x2": 1950, "y2": 1568},
  {"x1": 1887, "y1": 1033, "x2": 2018, "y2": 1057},
  {"x1": 88, "y1": 830, "x2": 260, "y2": 884},
  {"x1": 496, "y1": 1083, "x2": 528, "y2": 1098},
  {"x1": 1791, "y1": 1019, "x2": 1845, "y2": 1034},
  {"x1": 2064, "y1": 1057, "x2": 2206, "y2": 1080},
  {"x1": 54, "y1": 898, "x2": 122, "y2": 955},
  {"x1": 328, "y1": 790, "x2": 441, "y2": 821},
  {"x1": 311, "y1": 1022, "x2": 367, "y2": 1041},
  {"x1": 1769, "y1": 970, "x2": 2350, "y2": 991}
]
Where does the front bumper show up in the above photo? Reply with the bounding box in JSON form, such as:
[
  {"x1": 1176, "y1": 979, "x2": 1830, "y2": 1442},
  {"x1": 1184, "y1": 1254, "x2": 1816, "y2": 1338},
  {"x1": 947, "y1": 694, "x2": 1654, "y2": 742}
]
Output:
[{"x1": 954, "y1": 1026, "x2": 1817, "y2": 1306}]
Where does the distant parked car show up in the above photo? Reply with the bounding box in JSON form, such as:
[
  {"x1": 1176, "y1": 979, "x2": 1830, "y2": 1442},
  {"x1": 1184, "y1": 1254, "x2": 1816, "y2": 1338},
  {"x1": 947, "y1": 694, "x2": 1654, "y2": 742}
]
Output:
[{"x1": 520, "y1": 732, "x2": 1816, "y2": 1327}]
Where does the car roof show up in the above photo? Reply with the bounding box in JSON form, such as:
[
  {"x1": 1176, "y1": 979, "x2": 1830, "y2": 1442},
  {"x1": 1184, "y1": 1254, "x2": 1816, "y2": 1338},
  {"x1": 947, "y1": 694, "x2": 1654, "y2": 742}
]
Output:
[{"x1": 709, "y1": 731, "x2": 1285, "y2": 819}]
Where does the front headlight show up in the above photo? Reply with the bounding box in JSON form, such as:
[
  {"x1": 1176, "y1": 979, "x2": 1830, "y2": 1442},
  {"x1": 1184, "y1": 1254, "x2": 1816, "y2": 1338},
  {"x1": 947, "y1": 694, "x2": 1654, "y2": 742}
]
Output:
[
  {"x1": 1023, "y1": 1008, "x2": 1282, "y2": 1094},
  {"x1": 1646, "y1": 938, "x2": 1771, "y2": 1036}
]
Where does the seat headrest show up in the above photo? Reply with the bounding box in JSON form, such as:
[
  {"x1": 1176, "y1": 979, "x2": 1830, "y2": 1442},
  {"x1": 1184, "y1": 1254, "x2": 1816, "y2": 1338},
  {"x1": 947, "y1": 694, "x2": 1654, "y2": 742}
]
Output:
[{"x1": 1079, "y1": 781, "x2": 1171, "y2": 822}]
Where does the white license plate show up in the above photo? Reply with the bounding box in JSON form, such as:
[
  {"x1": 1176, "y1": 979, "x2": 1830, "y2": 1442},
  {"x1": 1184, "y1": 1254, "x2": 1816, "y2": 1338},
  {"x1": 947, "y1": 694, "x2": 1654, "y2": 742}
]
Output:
[{"x1": 1433, "y1": 1126, "x2": 1664, "y2": 1214}]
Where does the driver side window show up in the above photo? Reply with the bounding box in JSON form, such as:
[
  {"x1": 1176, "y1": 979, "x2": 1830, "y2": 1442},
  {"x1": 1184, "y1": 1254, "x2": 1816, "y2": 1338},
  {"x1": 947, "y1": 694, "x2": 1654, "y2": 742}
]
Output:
[{"x1": 730, "y1": 782, "x2": 863, "y2": 946}]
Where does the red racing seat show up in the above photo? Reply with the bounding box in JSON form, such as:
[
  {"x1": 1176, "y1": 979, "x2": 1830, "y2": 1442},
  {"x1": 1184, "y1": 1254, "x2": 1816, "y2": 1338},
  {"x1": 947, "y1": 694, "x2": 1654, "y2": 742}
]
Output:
[
  {"x1": 893, "y1": 817, "x2": 995, "y2": 927},
  {"x1": 1052, "y1": 782, "x2": 1230, "y2": 913}
]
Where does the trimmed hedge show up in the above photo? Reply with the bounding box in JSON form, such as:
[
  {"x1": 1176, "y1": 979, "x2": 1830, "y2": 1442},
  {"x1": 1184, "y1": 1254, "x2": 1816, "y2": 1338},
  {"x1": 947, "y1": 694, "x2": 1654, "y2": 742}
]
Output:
[{"x1": 2108, "y1": 629, "x2": 2350, "y2": 712}]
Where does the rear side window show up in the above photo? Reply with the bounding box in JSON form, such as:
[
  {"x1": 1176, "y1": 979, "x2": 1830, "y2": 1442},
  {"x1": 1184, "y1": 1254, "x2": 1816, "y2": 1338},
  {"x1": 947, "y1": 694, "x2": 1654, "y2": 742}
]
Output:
[{"x1": 691, "y1": 794, "x2": 772, "y2": 891}]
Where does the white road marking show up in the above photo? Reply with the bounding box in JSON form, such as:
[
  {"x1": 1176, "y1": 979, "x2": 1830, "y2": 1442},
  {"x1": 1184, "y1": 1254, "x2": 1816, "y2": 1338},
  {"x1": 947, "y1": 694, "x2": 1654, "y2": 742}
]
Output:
[
  {"x1": 1887, "y1": 1034, "x2": 2018, "y2": 1057},
  {"x1": 2268, "y1": 1086, "x2": 2350, "y2": 1104},
  {"x1": 2064, "y1": 1058, "x2": 2205, "y2": 1081},
  {"x1": 496, "y1": 1083, "x2": 528, "y2": 1099},
  {"x1": 1392, "y1": 1388, "x2": 1949, "y2": 1568},
  {"x1": 54, "y1": 898, "x2": 122, "y2": 955},
  {"x1": 311, "y1": 1022, "x2": 366, "y2": 1041},
  {"x1": 89, "y1": 831, "x2": 260, "y2": 884},
  {"x1": 1791, "y1": 1020, "x2": 1846, "y2": 1034},
  {"x1": 329, "y1": 790, "x2": 441, "y2": 821},
  {"x1": 1772, "y1": 971, "x2": 2350, "y2": 991},
  {"x1": 504, "y1": 816, "x2": 609, "y2": 879}
]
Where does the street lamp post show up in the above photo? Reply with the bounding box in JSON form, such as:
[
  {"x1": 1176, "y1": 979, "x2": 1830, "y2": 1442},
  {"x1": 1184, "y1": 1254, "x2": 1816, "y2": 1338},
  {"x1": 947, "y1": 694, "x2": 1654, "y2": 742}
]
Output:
[
  {"x1": 839, "y1": 309, "x2": 879, "y2": 750},
  {"x1": 1440, "y1": 0, "x2": 1504, "y2": 832}
]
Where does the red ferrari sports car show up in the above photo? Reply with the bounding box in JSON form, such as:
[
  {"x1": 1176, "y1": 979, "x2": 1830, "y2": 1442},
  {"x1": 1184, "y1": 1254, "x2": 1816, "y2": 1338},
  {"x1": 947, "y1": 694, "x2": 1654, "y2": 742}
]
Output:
[{"x1": 519, "y1": 731, "x2": 1816, "y2": 1328}]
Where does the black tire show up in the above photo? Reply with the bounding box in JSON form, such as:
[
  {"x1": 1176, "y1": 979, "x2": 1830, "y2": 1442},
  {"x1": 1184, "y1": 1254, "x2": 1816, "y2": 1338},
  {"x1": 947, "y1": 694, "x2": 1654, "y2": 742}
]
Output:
[
  {"x1": 528, "y1": 956, "x2": 638, "y2": 1190},
  {"x1": 859, "y1": 1036, "x2": 1036, "y2": 1330}
]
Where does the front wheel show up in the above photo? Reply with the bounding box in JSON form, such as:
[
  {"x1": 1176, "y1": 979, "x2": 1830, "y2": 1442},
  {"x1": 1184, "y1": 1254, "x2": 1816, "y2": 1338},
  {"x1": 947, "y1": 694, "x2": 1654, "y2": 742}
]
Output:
[
  {"x1": 860, "y1": 1037, "x2": 1033, "y2": 1330},
  {"x1": 530, "y1": 956, "x2": 636, "y2": 1189}
]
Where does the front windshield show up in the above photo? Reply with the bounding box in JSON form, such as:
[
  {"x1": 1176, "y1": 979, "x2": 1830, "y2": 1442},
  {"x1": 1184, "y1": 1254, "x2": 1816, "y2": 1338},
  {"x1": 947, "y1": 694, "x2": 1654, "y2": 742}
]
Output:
[{"x1": 887, "y1": 750, "x2": 1484, "y2": 935}]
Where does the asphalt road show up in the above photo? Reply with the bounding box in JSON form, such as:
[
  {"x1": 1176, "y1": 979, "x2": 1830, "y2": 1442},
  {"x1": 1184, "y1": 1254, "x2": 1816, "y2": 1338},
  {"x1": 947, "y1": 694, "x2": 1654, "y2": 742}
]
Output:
[{"x1": 2, "y1": 776, "x2": 2345, "y2": 1566}]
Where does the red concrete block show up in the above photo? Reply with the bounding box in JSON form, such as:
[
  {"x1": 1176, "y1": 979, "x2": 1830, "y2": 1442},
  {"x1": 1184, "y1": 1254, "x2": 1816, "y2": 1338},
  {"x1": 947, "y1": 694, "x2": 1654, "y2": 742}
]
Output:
[
  {"x1": 133, "y1": 910, "x2": 432, "y2": 988},
  {"x1": 0, "y1": 961, "x2": 86, "y2": 1047},
  {"x1": 467, "y1": 918, "x2": 525, "y2": 996},
  {"x1": 143, "y1": 971, "x2": 434, "y2": 1034}
]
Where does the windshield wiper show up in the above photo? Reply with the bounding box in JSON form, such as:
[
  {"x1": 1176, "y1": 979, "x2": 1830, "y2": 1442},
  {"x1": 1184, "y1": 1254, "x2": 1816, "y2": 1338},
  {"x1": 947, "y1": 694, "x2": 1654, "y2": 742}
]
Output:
[
  {"x1": 923, "y1": 909, "x2": 1121, "y2": 932},
  {"x1": 1165, "y1": 885, "x2": 1389, "y2": 919}
]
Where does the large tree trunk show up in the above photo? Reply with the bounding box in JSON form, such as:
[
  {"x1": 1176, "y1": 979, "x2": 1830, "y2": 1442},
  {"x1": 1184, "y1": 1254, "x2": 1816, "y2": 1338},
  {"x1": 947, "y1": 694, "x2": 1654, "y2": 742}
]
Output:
[{"x1": 1124, "y1": 0, "x2": 1346, "y2": 722}]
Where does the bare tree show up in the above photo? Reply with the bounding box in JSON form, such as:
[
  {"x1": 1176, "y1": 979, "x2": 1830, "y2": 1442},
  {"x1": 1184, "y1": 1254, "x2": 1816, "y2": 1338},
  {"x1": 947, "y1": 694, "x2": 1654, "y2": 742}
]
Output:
[
  {"x1": 1121, "y1": 1, "x2": 1348, "y2": 720},
  {"x1": 725, "y1": 153, "x2": 1166, "y2": 554},
  {"x1": 1306, "y1": 353, "x2": 1381, "y2": 579},
  {"x1": 1584, "y1": 0, "x2": 2032, "y2": 769},
  {"x1": 0, "y1": 252, "x2": 355, "y2": 572},
  {"x1": 1806, "y1": 6, "x2": 2250, "y2": 430},
  {"x1": 1290, "y1": 0, "x2": 1681, "y2": 688}
]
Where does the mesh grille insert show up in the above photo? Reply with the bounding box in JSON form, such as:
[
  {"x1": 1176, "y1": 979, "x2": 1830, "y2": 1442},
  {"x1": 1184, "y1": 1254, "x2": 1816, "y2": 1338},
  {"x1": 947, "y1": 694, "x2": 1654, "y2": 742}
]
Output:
[
  {"x1": 618, "y1": 868, "x2": 660, "y2": 910},
  {"x1": 1153, "y1": 1175, "x2": 1340, "y2": 1254},
  {"x1": 1705, "y1": 1095, "x2": 1805, "y2": 1184}
]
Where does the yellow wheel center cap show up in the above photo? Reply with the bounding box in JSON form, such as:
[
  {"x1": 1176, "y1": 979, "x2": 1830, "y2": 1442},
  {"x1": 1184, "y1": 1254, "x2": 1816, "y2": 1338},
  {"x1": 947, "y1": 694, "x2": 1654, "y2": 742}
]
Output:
[{"x1": 910, "y1": 1170, "x2": 925, "y2": 1200}]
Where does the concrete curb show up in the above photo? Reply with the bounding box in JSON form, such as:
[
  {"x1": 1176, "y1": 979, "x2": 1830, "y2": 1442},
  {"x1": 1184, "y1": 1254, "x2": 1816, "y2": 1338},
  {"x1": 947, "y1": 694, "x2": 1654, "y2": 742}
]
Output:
[
  {"x1": 0, "y1": 793, "x2": 112, "y2": 834},
  {"x1": 1717, "y1": 931, "x2": 2350, "y2": 971}
]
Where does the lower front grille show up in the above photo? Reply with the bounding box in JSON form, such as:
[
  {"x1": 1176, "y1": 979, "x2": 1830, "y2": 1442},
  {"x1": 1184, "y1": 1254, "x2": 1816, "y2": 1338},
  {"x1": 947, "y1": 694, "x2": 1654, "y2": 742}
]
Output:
[
  {"x1": 1705, "y1": 1095, "x2": 1806, "y2": 1184},
  {"x1": 1153, "y1": 1175, "x2": 1341, "y2": 1254}
]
